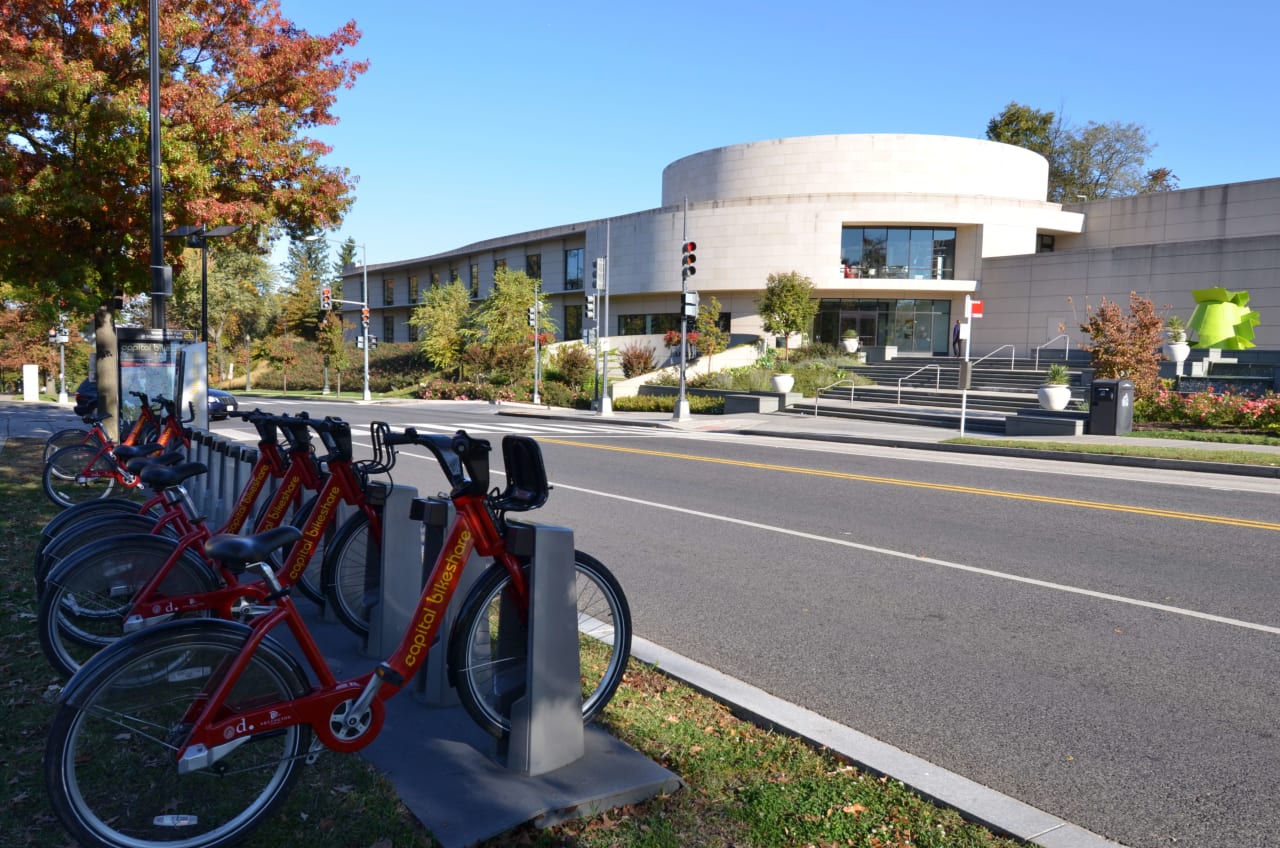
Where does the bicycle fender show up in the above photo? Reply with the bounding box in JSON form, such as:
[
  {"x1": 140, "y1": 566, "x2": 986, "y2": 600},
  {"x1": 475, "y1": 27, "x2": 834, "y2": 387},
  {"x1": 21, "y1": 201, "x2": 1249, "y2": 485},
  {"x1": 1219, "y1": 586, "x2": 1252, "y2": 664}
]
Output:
[{"x1": 59, "y1": 618, "x2": 309, "y2": 709}]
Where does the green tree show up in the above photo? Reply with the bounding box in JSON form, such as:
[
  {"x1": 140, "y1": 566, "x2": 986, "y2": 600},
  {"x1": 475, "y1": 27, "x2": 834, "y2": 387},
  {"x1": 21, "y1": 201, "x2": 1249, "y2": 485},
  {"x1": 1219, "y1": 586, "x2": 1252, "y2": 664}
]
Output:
[
  {"x1": 986, "y1": 102, "x2": 1168, "y2": 202},
  {"x1": 171, "y1": 244, "x2": 275, "y2": 380},
  {"x1": 0, "y1": 1, "x2": 367, "y2": 434},
  {"x1": 316, "y1": 311, "x2": 349, "y2": 392},
  {"x1": 409, "y1": 280, "x2": 472, "y2": 379},
  {"x1": 470, "y1": 267, "x2": 559, "y2": 382},
  {"x1": 695, "y1": 294, "x2": 730, "y2": 370},
  {"x1": 757, "y1": 271, "x2": 818, "y2": 362}
]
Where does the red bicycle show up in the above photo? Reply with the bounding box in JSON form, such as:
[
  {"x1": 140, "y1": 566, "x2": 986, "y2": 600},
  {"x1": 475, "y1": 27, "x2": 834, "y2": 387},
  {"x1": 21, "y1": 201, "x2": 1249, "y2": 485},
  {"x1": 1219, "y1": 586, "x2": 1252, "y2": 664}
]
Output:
[
  {"x1": 42, "y1": 390, "x2": 167, "y2": 463},
  {"x1": 42, "y1": 395, "x2": 192, "y2": 508},
  {"x1": 44, "y1": 427, "x2": 631, "y2": 848},
  {"x1": 36, "y1": 414, "x2": 379, "y2": 678}
]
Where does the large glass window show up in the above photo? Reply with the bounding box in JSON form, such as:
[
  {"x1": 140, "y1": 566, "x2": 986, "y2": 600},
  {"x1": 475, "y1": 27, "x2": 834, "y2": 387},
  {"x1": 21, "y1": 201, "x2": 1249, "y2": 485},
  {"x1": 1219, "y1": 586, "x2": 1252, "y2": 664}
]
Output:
[
  {"x1": 841, "y1": 226, "x2": 955, "y2": 279},
  {"x1": 814, "y1": 298, "x2": 953, "y2": 355},
  {"x1": 382, "y1": 277, "x2": 394, "y2": 305},
  {"x1": 382, "y1": 315, "x2": 395, "y2": 344},
  {"x1": 616, "y1": 313, "x2": 680, "y2": 335},
  {"x1": 469, "y1": 263, "x2": 479, "y2": 298},
  {"x1": 526, "y1": 253, "x2": 541, "y2": 279},
  {"x1": 564, "y1": 248, "x2": 584, "y2": 290},
  {"x1": 408, "y1": 275, "x2": 419, "y2": 303},
  {"x1": 564, "y1": 304, "x2": 583, "y2": 341}
]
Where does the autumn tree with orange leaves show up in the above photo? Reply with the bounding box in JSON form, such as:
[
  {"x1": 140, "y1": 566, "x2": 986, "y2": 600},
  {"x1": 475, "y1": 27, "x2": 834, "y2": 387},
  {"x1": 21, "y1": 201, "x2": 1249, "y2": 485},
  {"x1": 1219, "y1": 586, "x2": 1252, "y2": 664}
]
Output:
[{"x1": 0, "y1": 0, "x2": 367, "y2": 429}]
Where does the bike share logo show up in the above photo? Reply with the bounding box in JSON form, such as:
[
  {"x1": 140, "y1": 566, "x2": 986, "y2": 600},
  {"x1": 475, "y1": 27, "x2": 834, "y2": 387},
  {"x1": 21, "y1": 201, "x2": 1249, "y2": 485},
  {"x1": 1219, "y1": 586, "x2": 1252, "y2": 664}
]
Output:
[
  {"x1": 403, "y1": 529, "x2": 471, "y2": 668},
  {"x1": 287, "y1": 485, "x2": 340, "y2": 583}
]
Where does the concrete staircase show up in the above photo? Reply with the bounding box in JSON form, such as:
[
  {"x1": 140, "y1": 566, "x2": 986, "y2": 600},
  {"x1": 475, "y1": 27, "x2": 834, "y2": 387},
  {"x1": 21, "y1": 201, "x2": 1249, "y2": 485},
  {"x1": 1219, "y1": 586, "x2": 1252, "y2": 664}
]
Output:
[{"x1": 787, "y1": 355, "x2": 1087, "y2": 434}]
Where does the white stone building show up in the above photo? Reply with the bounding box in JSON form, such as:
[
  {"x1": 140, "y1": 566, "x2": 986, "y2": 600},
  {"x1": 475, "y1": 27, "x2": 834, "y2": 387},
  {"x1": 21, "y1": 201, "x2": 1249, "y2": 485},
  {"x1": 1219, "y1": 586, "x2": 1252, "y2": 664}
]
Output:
[{"x1": 343, "y1": 134, "x2": 1278, "y2": 358}]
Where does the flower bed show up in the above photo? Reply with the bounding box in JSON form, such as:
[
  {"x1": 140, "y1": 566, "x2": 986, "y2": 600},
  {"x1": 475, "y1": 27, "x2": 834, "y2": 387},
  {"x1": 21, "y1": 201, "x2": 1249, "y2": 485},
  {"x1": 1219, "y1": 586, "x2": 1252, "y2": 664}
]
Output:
[{"x1": 1135, "y1": 388, "x2": 1280, "y2": 435}]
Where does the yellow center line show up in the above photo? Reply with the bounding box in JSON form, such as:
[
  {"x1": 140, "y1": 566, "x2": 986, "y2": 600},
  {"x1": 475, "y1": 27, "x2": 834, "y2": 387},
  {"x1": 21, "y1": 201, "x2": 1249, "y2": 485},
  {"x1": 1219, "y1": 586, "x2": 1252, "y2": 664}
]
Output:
[{"x1": 540, "y1": 438, "x2": 1280, "y2": 532}]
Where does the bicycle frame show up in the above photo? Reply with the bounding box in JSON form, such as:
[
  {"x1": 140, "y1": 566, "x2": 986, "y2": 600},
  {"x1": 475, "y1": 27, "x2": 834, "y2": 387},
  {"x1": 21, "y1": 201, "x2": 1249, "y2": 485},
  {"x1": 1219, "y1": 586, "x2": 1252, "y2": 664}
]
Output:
[
  {"x1": 67, "y1": 400, "x2": 190, "y2": 491},
  {"x1": 118, "y1": 430, "x2": 379, "y2": 627},
  {"x1": 173, "y1": 489, "x2": 525, "y2": 768}
]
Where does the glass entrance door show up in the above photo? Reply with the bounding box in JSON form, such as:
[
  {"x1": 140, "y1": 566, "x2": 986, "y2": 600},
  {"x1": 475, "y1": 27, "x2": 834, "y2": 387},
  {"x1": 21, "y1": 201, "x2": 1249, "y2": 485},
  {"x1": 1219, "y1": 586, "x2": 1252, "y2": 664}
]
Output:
[{"x1": 838, "y1": 310, "x2": 878, "y2": 349}]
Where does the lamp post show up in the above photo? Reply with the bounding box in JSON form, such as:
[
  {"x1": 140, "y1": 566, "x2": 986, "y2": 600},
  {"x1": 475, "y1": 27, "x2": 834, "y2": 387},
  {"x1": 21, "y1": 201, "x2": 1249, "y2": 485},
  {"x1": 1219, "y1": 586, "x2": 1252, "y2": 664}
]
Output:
[
  {"x1": 165, "y1": 224, "x2": 243, "y2": 342},
  {"x1": 50, "y1": 320, "x2": 70, "y2": 403},
  {"x1": 306, "y1": 235, "x2": 370, "y2": 401}
]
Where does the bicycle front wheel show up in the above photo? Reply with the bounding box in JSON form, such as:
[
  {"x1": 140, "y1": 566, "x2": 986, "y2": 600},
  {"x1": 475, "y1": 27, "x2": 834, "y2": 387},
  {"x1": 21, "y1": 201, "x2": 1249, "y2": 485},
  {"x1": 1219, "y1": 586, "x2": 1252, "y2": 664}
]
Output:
[
  {"x1": 448, "y1": 551, "x2": 632, "y2": 737},
  {"x1": 318, "y1": 511, "x2": 375, "y2": 637},
  {"x1": 38, "y1": 535, "x2": 219, "y2": 678},
  {"x1": 45, "y1": 621, "x2": 311, "y2": 848},
  {"x1": 43, "y1": 444, "x2": 120, "y2": 508}
]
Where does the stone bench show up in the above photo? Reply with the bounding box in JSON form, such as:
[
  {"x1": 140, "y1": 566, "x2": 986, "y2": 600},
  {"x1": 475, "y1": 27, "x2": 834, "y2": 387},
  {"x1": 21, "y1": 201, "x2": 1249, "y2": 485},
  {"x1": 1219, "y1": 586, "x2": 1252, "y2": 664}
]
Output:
[
  {"x1": 723, "y1": 394, "x2": 780, "y2": 414},
  {"x1": 1004, "y1": 410, "x2": 1086, "y2": 437}
]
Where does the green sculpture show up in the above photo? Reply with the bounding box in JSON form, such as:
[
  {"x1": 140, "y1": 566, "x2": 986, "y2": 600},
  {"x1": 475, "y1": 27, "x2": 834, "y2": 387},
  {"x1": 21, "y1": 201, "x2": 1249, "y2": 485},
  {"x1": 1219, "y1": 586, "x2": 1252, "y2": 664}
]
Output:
[{"x1": 1187, "y1": 287, "x2": 1260, "y2": 349}]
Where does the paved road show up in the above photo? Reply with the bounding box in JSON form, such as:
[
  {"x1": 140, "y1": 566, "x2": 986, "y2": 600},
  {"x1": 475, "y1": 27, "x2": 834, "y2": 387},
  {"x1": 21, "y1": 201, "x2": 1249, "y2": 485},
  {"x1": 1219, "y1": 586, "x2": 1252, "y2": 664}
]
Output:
[{"x1": 11, "y1": 397, "x2": 1280, "y2": 847}]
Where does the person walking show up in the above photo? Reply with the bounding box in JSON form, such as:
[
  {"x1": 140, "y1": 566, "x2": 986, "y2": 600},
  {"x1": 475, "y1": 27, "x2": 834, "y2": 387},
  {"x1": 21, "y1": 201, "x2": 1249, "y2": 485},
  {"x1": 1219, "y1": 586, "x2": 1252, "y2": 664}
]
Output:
[{"x1": 952, "y1": 319, "x2": 962, "y2": 356}]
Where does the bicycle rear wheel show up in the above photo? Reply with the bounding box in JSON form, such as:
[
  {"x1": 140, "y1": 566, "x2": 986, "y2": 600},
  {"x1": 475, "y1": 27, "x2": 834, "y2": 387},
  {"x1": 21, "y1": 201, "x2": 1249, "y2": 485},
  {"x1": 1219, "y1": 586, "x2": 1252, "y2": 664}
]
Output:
[
  {"x1": 448, "y1": 551, "x2": 632, "y2": 737},
  {"x1": 43, "y1": 444, "x2": 121, "y2": 508},
  {"x1": 35, "y1": 512, "x2": 180, "y2": 593},
  {"x1": 44, "y1": 427, "x2": 98, "y2": 463},
  {"x1": 45, "y1": 621, "x2": 311, "y2": 848},
  {"x1": 36, "y1": 498, "x2": 157, "y2": 571},
  {"x1": 38, "y1": 535, "x2": 220, "y2": 678}
]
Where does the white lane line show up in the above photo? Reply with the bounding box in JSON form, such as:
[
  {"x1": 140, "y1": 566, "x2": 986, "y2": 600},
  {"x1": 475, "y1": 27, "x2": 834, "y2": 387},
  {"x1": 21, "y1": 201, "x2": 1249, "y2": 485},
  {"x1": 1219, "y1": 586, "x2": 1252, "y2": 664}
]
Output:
[{"x1": 552, "y1": 481, "x2": 1280, "y2": 637}]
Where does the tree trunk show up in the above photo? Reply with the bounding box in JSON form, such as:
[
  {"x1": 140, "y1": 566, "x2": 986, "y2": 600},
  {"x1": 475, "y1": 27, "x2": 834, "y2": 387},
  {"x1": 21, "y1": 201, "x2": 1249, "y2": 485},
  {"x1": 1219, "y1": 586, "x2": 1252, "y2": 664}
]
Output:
[{"x1": 93, "y1": 304, "x2": 120, "y2": 442}]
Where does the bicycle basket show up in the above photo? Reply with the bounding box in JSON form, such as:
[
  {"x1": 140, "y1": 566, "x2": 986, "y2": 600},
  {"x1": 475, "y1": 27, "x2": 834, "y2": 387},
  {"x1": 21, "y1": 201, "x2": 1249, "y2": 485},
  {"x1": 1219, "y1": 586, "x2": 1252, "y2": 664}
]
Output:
[{"x1": 492, "y1": 434, "x2": 549, "y2": 512}]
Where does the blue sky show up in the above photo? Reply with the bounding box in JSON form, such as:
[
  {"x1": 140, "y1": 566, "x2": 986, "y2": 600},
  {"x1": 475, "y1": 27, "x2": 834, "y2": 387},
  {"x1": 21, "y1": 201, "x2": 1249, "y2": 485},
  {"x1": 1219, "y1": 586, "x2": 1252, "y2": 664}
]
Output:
[{"x1": 275, "y1": 0, "x2": 1280, "y2": 270}]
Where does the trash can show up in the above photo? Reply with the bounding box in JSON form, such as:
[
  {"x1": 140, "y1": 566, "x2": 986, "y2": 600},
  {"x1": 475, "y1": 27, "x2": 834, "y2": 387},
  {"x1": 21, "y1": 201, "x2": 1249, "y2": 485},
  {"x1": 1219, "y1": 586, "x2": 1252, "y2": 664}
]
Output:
[{"x1": 1089, "y1": 378, "x2": 1134, "y2": 435}]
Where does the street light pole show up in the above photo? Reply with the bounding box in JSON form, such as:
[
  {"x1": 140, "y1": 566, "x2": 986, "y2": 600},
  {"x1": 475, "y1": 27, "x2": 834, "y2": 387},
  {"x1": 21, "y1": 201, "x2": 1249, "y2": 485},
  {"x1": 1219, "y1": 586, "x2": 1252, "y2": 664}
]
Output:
[{"x1": 360, "y1": 243, "x2": 370, "y2": 401}]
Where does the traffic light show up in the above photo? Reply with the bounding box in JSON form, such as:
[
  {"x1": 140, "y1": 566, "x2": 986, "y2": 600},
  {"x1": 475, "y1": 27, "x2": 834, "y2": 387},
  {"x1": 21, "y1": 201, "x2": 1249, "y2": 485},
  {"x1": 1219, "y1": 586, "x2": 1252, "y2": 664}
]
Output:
[
  {"x1": 356, "y1": 335, "x2": 364, "y2": 349},
  {"x1": 320, "y1": 287, "x2": 332, "y2": 311},
  {"x1": 527, "y1": 304, "x2": 537, "y2": 327},
  {"x1": 592, "y1": 257, "x2": 605, "y2": 291},
  {"x1": 361, "y1": 307, "x2": 370, "y2": 327},
  {"x1": 585, "y1": 293, "x2": 596, "y2": 321},
  {"x1": 369, "y1": 336, "x2": 378, "y2": 350},
  {"x1": 682, "y1": 290, "x2": 699, "y2": 319},
  {"x1": 681, "y1": 241, "x2": 697, "y2": 279}
]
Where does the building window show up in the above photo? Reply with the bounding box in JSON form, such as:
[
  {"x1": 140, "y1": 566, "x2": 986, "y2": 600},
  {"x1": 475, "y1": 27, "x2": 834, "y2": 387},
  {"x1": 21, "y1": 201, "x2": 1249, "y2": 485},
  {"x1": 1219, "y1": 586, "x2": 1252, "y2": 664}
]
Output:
[
  {"x1": 432, "y1": 271, "x2": 441, "y2": 288},
  {"x1": 565, "y1": 303, "x2": 583, "y2": 341},
  {"x1": 841, "y1": 226, "x2": 955, "y2": 280},
  {"x1": 382, "y1": 315, "x2": 394, "y2": 344},
  {"x1": 617, "y1": 313, "x2": 681, "y2": 335},
  {"x1": 449, "y1": 266, "x2": 459, "y2": 283},
  {"x1": 526, "y1": 253, "x2": 541, "y2": 280},
  {"x1": 493, "y1": 258, "x2": 507, "y2": 281},
  {"x1": 565, "y1": 248, "x2": 584, "y2": 290},
  {"x1": 409, "y1": 275, "x2": 420, "y2": 302},
  {"x1": 383, "y1": 277, "x2": 394, "y2": 305},
  {"x1": 469, "y1": 263, "x2": 479, "y2": 298},
  {"x1": 1038, "y1": 234, "x2": 1056, "y2": 253}
]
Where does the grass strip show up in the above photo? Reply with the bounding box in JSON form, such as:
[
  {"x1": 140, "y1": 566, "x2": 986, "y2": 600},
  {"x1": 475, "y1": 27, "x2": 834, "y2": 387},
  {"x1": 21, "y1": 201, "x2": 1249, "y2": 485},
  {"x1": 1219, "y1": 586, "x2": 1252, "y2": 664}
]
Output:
[
  {"x1": 2, "y1": 438, "x2": 1020, "y2": 848},
  {"x1": 945, "y1": 436, "x2": 1280, "y2": 467}
]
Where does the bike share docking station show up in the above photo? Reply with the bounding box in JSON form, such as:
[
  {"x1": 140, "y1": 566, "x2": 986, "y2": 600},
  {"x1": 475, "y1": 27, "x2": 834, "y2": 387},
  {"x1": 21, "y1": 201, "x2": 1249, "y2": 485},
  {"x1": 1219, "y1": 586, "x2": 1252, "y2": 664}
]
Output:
[
  {"x1": 183, "y1": 434, "x2": 678, "y2": 847},
  {"x1": 337, "y1": 482, "x2": 680, "y2": 847}
]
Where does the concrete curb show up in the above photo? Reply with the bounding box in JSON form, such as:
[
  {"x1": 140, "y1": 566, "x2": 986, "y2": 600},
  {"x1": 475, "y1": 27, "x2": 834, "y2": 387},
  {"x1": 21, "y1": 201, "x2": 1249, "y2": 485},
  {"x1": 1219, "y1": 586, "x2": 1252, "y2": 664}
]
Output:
[
  {"x1": 631, "y1": 636, "x2": 1130, "y2": 848},
  {"x1": 733, "y1": 428, "x2": 1280, "y2": 478}
]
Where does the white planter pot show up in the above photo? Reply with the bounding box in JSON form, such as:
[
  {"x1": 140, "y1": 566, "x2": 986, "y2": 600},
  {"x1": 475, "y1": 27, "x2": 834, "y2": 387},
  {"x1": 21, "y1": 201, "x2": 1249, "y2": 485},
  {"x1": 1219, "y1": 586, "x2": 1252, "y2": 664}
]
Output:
[
  {"x1": 771, "y1": 374, "x2": 795, "y2": 393},
  {"x1": 841, "y1": 338, "x2": 860, "y2": 353},
  {"x1": 1037, "y1": 384, "x2": 1071, "y2": 411},
  {"x1": 1162, "y1": 341, "x2": 1190, "y2": 364}
]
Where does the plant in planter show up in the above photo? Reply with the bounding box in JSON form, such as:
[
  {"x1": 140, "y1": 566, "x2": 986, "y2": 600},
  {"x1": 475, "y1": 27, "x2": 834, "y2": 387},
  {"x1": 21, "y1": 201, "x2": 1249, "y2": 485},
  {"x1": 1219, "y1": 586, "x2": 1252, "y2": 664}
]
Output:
[
  {"x1": 770, "y1": 359, "x2": 795, "y2": 393},
  {"x1": 841, "y1": 328, "x2": 860, "y2": 354},
  {"x1": 1162, "y1": 314, "x2": 1191, "y2": 365},
  {"x1": 1037, "y1": 363, "x2": 1072, "y2": 411}
]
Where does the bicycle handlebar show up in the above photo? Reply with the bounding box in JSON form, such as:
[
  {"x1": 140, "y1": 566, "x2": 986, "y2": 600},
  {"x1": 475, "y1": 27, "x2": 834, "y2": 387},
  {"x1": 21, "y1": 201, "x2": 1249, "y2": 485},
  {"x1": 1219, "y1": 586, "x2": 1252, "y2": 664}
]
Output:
[{"x1": 378, "y1": 424, "x2": 490, "y2": 498}]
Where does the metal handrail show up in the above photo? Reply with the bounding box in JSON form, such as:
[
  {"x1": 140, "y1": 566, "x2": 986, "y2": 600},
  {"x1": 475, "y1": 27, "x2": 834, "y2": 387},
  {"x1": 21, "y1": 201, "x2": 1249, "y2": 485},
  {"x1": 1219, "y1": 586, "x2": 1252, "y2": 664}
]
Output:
[
  {"x1": 971, "y1": 344, "x2": 1016, "y2": 371},
  {"x1": 897, "y1": 365, "x2": 940, "y2": 404},
  {"x1": 1034, "y1": 334, "x2": 1071, "y2": 370},
  {"x1": 813, "y1": 379, "x2": 857, "y2": 416}
]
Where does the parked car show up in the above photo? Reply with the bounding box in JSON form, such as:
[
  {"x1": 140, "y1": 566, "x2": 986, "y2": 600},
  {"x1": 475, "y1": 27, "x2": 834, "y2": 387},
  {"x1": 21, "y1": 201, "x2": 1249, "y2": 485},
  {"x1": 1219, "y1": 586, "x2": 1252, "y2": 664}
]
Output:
[
  {"x1": 73, "y1": 379, "x2": 96, "y2": 416},
  {"x1": 207, "y1": 388, "x2": 239, "y2": 420}
]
